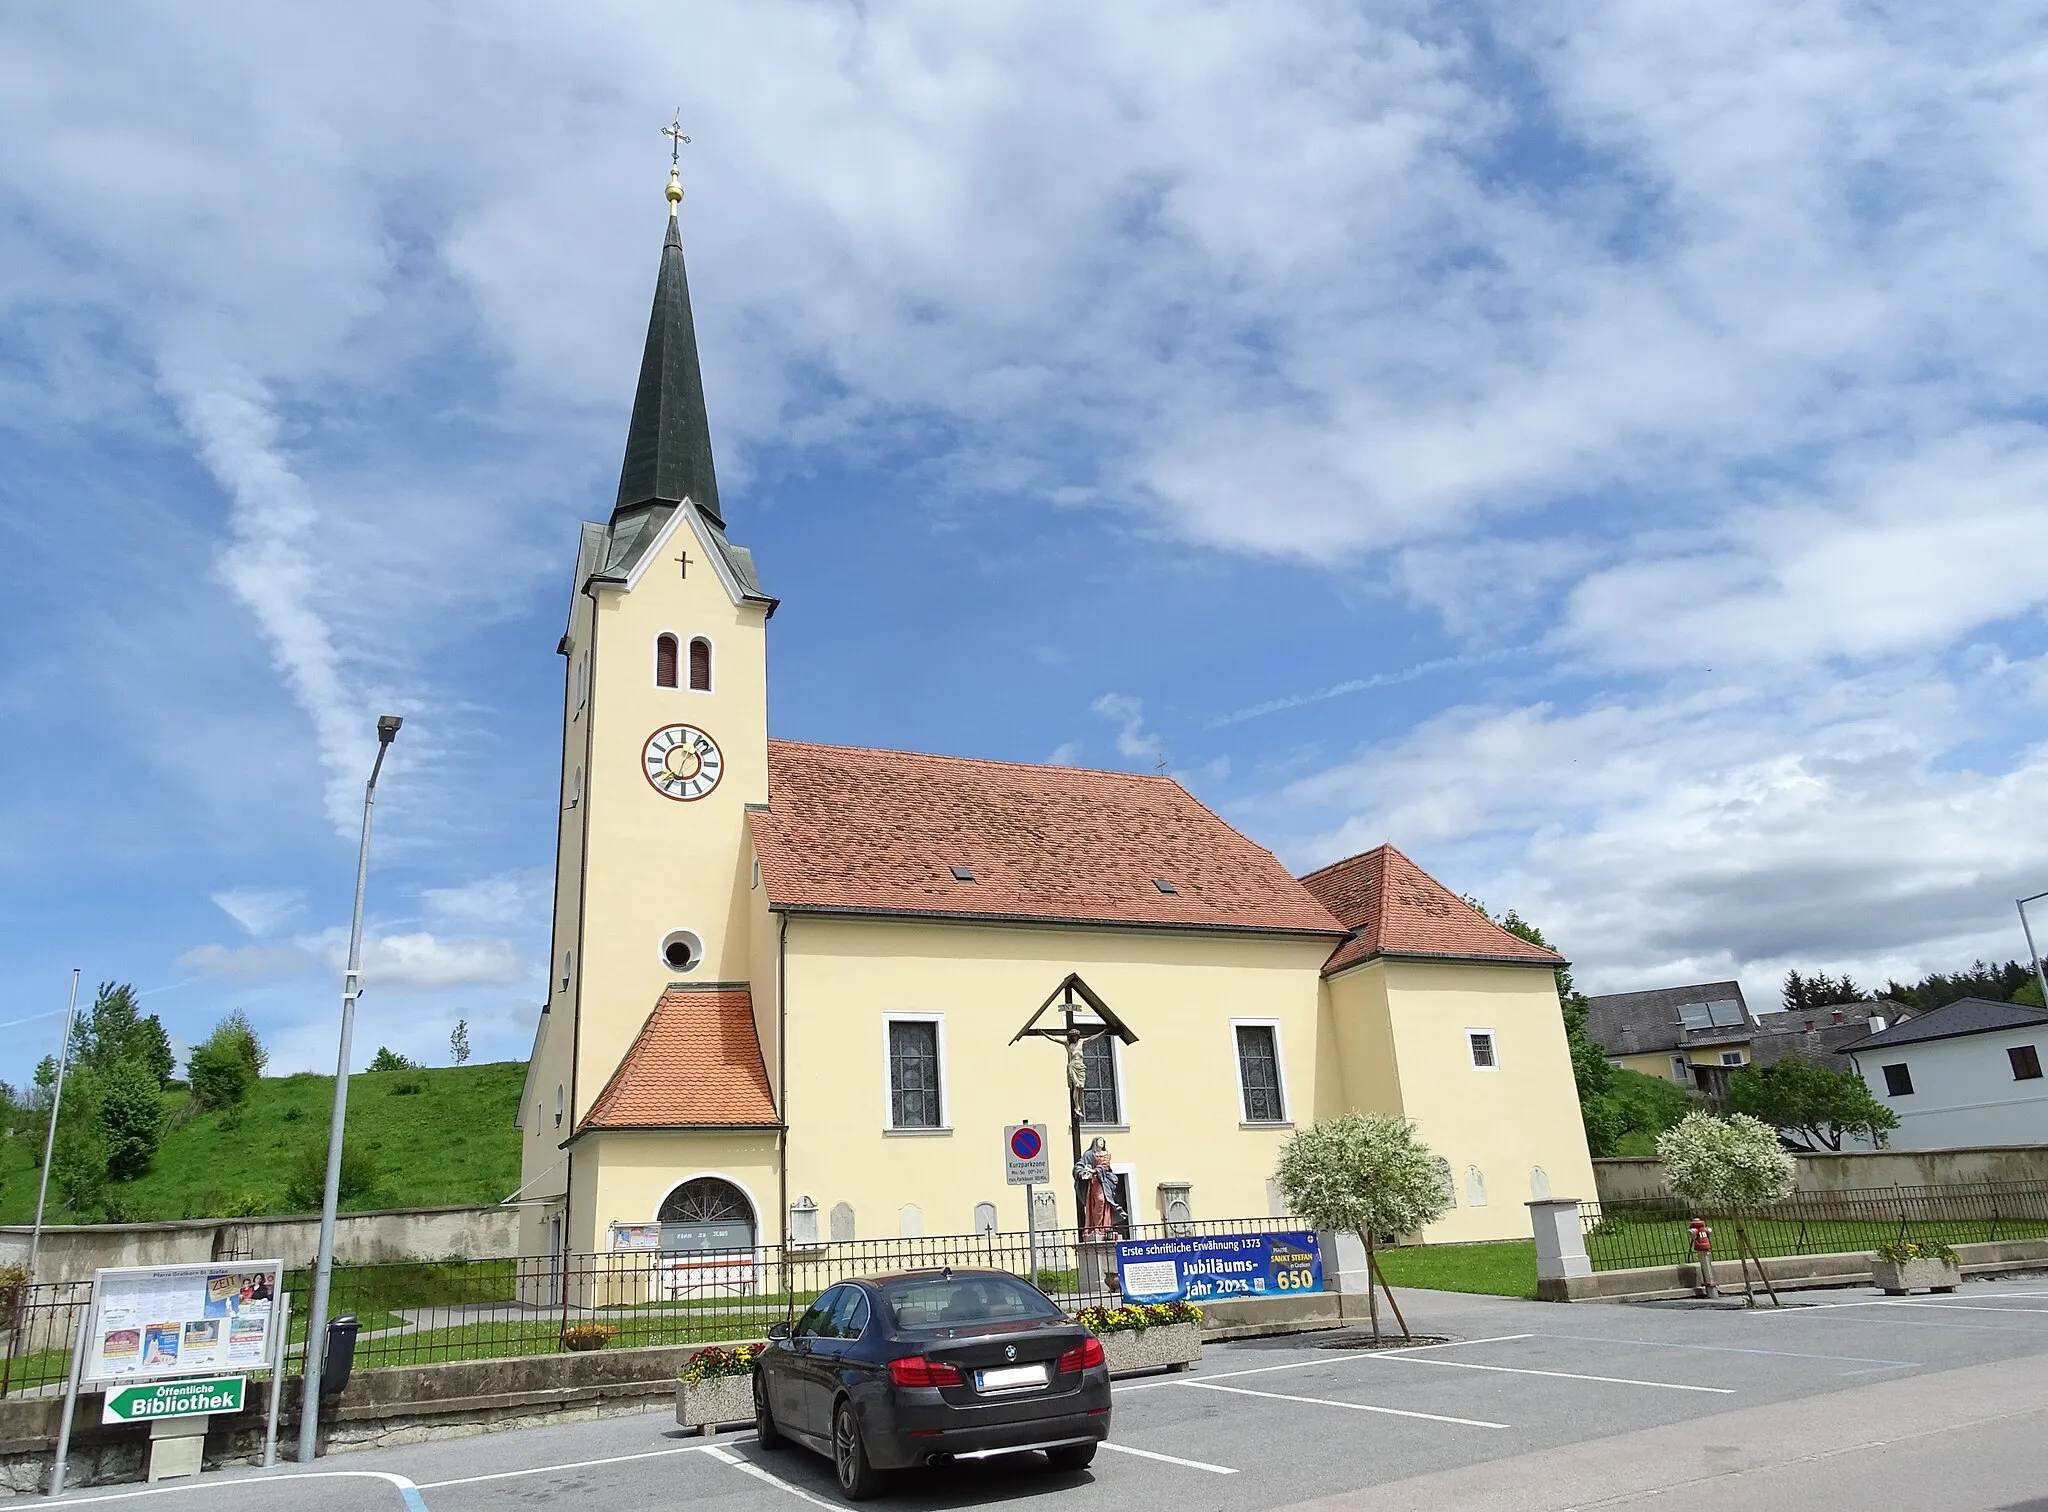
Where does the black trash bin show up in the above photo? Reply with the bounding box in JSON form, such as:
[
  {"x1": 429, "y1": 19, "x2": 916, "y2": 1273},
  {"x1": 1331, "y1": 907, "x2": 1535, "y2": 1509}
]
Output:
[{"x1": 320, "y1": 1314, "x2": 360, "y2": 1400}]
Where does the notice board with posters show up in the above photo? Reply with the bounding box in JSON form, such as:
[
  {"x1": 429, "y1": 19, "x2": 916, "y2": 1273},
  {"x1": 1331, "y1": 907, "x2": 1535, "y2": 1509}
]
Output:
[
  {"x1": 83, "y1": 1260, "x2": 284, "y2": 1384},
  {"x1": 1113, "y1": 1231, "x2": 1323, "y2": 1304}
]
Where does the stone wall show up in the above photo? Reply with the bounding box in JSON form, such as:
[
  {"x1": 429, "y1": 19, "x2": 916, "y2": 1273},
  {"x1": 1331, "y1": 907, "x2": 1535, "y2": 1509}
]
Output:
[
  {"x1": 1593, "y1": 1145, "x2": 2048, "y2": 1204},
  {"x1": 0, "y1": 1205, "x2": 520, "y2": 1282}
]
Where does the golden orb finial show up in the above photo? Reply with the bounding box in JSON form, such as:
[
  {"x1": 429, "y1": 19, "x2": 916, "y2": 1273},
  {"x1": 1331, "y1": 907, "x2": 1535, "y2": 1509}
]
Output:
[{"x1": 667, "y1": 166, "x2": 684, "y2": 209}]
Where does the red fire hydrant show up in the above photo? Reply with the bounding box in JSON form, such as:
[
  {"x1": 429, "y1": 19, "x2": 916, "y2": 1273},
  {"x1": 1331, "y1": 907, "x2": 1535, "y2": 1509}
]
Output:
[{"x1": 1689, "y1": 1218, "x2": 1716, "y2": 1297}]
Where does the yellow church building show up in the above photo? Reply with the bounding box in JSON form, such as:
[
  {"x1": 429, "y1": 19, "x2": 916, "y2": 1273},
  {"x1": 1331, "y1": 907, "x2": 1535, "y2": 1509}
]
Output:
[{"x1": 516, "y1": 171, "x2": 1594, "y2": 1264}]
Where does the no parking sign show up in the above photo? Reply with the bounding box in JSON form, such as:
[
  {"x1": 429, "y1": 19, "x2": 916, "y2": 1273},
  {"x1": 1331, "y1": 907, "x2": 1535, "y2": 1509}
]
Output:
[{"x1": 1004, "y1": 1123, "x2": 1050, "y2": 1185}]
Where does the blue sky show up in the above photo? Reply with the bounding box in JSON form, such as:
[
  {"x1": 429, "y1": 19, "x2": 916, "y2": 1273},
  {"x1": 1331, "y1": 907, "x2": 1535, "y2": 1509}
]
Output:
[{"x1": 4, "y1": 0, "x2": 2047, "y2": 1084}]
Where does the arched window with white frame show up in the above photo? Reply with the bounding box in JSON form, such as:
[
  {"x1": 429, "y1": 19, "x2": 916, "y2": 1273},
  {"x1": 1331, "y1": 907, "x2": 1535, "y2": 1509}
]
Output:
[
  {"x1": 655, "y1": 633, "x2": 679, "y2": 689},
  {"x1": 688, "y1": 636, "x2": 712, "y2": 691}
]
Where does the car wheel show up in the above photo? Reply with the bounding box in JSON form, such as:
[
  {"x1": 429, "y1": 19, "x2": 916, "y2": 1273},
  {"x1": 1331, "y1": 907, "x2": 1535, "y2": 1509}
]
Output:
[
  {"x1": 1045, "y1": 1442, "x2": 1098, "y2": 1472},
  {"x1": 833, "y1": 1399, "x2": 882, "y2": 1501},
  {"x1": 753, "y1": 1372, "x2": 785, "y2": 1451}
]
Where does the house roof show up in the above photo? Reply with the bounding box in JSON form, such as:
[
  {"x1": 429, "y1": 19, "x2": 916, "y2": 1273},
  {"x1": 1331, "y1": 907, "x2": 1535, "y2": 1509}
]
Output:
[
  {"x1": 1841, "y1": 997, "x2": 2048, "y2": 1053},
  {"x1": 748, "y1": 741, "x2": 1347, "y2": 938},
  {"x1": 1298, "y1": 845, "x2": 1566, "y2": 975},
  {"x1": 575, "y1": 984, "x2": 778, "y2": 1134},
  {"x1": 1584, "y1": 981, "x2": 1753, "y2": 1058}
]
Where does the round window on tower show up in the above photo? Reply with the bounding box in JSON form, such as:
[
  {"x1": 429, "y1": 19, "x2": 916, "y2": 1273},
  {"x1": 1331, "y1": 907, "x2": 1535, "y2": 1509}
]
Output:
[{"x1": 659, "y1": 929, "x2": 704, "y2": 974}]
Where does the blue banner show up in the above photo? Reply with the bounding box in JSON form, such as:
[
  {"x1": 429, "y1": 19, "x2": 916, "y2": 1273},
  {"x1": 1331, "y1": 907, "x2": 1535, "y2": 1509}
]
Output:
[{"x1": 1113, "y1": 1231, "x2": 1323, "y2": 1304}]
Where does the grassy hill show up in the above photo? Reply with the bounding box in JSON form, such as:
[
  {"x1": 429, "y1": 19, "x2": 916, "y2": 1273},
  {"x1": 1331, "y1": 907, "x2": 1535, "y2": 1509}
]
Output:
[{"x1": 0, "y1": 1060, "x2": 525, "y2": 1224}]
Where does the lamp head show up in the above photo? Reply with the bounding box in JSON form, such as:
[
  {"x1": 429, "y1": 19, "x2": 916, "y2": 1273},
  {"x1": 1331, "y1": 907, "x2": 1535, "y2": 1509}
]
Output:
[{"x1": 376, "y1": 715, "x2": 403, "y2": 745}]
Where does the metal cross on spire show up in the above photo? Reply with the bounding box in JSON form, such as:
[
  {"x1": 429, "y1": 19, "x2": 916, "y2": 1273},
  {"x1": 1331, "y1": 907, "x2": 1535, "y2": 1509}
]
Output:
[{"x1": 664, "y1": 111, "x2": 691, "y2": 165}]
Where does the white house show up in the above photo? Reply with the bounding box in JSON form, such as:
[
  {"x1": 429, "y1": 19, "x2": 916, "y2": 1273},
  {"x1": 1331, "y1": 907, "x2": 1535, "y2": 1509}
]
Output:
[{"x1": 1845, "y1": 997, "x2": 2048, "y2": 1151}]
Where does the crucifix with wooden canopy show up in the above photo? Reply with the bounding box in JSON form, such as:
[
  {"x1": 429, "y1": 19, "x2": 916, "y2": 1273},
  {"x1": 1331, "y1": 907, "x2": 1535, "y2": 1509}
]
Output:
[{"x1": 1010, "y1": 973, "x2": 1139, "y2": 1240}]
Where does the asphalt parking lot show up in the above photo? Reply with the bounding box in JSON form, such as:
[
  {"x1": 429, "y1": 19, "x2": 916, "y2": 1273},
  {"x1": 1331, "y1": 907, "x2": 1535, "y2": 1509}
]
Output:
[{"x1": 27, "y1": 1276, "x2": 2048, "y2": 1512}]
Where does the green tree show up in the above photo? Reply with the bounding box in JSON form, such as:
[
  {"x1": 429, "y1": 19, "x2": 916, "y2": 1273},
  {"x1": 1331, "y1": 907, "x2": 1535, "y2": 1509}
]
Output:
[
  {"x1": 1883, "y1": 959, "x2": 2032, "y2": 1013},
  {"x1": 1726, "y1": 1059, "x2": 1898, "y2": 1152},
  {"x1": 367, "y1": 1046, "x2": 416, "y2": 1072},
  {"x1": 97, "y1": 1057, "x2": 165, "y2": 1181},
  {"x1": 2014, "y1": 976, "x2": 2045, "y2": 1008},
  {"x1": 211, "y1": 1009, "x2": 268, "y2": 1077},
  {"x1": 186, "y1": 1039, "x2": 253, "y2": 1112},
  {"x1": 49, "y1": 1071, "x2": 110, "y2": 1219},
  {"x1": 449, "y1": 1019, "x2": 471, "y2": 1066},
  {"x1": 70, "y1": 982, "x2": 176, "y2": 1087},
  {"x1": 1274, "y1": 1113, "x2": 1452, "y2": 1340},
  {"x1": 1781, "y1": 970, "x2": 1867, "y2": 1014},
  {"x1": 1657, "y1": 1111, "x2": 1797, "y2": 1306},
  {"x1": 282, "y1": 1138, "x2": 381, "y2": 1212}
]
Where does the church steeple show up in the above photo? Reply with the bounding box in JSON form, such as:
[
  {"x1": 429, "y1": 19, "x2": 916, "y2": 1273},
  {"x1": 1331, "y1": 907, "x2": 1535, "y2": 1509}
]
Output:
[{"x1": 613, "y1": 161, "x2": 721, "y2": 526}]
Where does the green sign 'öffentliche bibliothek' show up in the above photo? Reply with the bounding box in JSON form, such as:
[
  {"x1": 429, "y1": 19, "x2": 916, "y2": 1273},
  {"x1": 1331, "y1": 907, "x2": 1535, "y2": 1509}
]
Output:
[{"x1": 102, "y1": 1376, "x2": 246, "y2": 1424}]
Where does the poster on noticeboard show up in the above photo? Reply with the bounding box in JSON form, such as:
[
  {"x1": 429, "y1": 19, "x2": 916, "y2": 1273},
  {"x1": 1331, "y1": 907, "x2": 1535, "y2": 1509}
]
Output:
[{"x1": 84, "y1": 1260, "x2": 284, "y2": 1384}]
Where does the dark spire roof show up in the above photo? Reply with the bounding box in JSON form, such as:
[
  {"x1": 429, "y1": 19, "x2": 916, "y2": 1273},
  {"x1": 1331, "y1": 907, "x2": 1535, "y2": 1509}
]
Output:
[{"x1": 613, "y1": 206, "x2": 721, "y2": 525}]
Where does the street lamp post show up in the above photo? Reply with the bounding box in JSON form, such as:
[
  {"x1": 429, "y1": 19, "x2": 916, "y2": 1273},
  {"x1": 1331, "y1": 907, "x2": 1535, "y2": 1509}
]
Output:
[
  {"x1": 27, "y1": 969, "x2": 83, "y2": 1282},
  {"x1": 297, "y1": 715, "x2": 402, "y2": 1464},
  {"x1": 2019, "y1": 890, "x2": 2048, "y2": 1013}
]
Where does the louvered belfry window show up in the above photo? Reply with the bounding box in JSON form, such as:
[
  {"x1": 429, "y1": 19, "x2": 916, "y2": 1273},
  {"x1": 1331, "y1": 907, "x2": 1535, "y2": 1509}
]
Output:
[
  {"x1": 1236, "y1": 1024, "x2": 1284, "y2": 1123},
  {"x1": 655, "y1": 634, "x2": 679, "y2": 688},
  {"x1": 888, "y1": 1020, "x2": 941, "y2": 1128},
  {"x1": 689, "y1": 637, "x2": 712, "y2": 691}
]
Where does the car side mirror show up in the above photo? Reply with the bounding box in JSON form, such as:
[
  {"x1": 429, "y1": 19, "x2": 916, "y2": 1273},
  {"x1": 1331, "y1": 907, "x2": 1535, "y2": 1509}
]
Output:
[{"x1": 767, "y1": 1321, "x2": 792, "y2": 1341}]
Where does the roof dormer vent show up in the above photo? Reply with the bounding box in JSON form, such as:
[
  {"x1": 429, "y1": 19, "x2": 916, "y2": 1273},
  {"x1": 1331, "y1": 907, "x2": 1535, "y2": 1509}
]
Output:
[
  {"x1": 950, "y1": 866, "x2": 976, "y2": 883},
  {"x1": 1153, "y1": 879, "x2": 1179, "y2": 895}
]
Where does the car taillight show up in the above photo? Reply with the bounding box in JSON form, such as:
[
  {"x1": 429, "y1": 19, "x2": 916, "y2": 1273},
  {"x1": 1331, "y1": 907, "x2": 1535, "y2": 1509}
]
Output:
[
  {"x1": 887, "y1": 1355, "x2": 964, "y2": 1387},
  {"x1": 1056, "y1": 1336, "x2": 1106, "y2": 1373}
]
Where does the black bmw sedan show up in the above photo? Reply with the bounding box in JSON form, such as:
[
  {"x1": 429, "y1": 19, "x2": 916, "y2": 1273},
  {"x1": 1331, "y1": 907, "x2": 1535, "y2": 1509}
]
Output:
[{"x1": 753, "y1": 1268, "x2": 1112, "y2": 1499}]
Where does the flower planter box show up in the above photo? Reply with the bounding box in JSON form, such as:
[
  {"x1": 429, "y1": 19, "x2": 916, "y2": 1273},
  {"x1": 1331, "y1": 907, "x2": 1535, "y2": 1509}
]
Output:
[
  {"x1": 1098, "y1": 1321, "x2": 1201, "y2": 1376},
  {"x1": 675, "y1": 1373, "x2": 754, "y2": 1434},
  {"x1": 1873, "y1": 1257, "x2": 1961, "y2": 1295}
]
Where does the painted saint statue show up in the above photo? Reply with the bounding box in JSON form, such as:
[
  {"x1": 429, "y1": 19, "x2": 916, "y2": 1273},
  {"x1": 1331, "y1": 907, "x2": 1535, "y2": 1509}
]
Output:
[{"x1": 1075, "y1": 1137, "x2": 1124, "y2": 1239}]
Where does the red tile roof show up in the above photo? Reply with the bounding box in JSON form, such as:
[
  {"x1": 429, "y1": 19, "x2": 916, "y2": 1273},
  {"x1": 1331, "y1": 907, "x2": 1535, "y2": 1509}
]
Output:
[
  {"x1": 749, "y1": 741, "x2": 1346, "y2": 937},
  {"x1": 1299, "y1": 844, "x2": 1564, "y2": 975},
  {"x1": 577, "y1": 985, "x2": 778, "y2": 1133}
]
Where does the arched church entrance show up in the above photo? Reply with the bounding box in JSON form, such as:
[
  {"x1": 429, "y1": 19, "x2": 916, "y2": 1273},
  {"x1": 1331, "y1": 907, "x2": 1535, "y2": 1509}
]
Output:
[{"x1": 657, "y1": 1176, "x2": 757, "y2": 1255}]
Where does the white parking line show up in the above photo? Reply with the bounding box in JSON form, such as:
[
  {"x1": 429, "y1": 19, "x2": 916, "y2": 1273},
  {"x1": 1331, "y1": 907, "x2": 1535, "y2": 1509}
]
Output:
[
  {"x1": 1116, "y1": 1332, "x2": 1536, "y2": 1392},
  {"x1": 1873, "y1": 1301, "x2": 2048, "y2": 1315},
  {"x1": 1179, "y1": 1378, "x2": 1508, "y2": 1429},
  {"x1": 702, "y1": 1445, "x2": 844, "y2": 1509},
  {"x1": 48, "y1": 1471, "x2": 429, "y2": 1511},
  {"x1": 1537, "y1": 1333, "x2": 1916, "y2": 1368},
  {"x1": 417, "y1": 1444, "x2": 721, "y2": 1488},
  {"x1": 1097, "y1": 1441, "x2": 1237, "y2": 1474},
  {"x1": 1362, "y1": 1352, "x2": 1735, "y2": 1394}
]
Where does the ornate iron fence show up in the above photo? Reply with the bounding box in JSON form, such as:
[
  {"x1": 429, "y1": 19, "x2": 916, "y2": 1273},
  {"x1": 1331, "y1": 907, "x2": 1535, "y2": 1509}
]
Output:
[
  {"x1": 1581, "y1": 1180, "x2": 2048, "y2": 1272},
  {"x1": 2, "y1": 1215, "x2": 1302, "y2": 1391}
]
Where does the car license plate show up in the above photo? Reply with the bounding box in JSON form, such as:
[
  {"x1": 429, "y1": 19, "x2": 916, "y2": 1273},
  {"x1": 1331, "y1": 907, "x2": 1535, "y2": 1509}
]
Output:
[{"x1": 975, "y1": 1363, "x2": 1047, "y2": 1392}]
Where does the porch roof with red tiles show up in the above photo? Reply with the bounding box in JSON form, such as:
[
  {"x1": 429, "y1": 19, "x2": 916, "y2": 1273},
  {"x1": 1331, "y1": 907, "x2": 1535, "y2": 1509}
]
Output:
[
  {"x1": 575, "y1": 985, "x2": 779, "y2": 1134},
  {"x1": 1299, "y1": 844, "x2": 1566, "y2": 975},
  {"x1": 748, "y1": 740, "x2": 1347, "y2": 938}
]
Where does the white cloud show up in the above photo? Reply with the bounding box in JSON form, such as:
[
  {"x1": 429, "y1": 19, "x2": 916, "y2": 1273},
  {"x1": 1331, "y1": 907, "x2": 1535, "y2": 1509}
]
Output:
[
  {"x1": 1256, "y1": 664, "x2": 2048, "y2": 1009},
  {"x1": 312, "y1": 930, "x2": 526, "y2": 992},
  {"x1": 210, "y1": 887, "x2": 305, "y2": 938},
  {"x1": 179, "y1": 943, "x2": 318, "y2": 979},
  {"x1": 421, "y1": 871, "x2": 550, "y2": 928},
  {"x1": 1091, "y1": 692, "x2": 1165, "y2": 764}
]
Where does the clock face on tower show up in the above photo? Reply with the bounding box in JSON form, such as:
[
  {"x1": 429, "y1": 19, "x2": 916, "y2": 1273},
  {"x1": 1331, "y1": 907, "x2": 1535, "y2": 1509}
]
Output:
[{"x1": 642, "y1": 724, "x2": 724, "y2": 801}]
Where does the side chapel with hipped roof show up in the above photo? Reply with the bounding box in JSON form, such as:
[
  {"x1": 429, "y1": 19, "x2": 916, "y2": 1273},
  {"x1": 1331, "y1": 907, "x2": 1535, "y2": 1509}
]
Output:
[{"x1": 516, "y1": 165, "x2": 1595, "y2": 1261}]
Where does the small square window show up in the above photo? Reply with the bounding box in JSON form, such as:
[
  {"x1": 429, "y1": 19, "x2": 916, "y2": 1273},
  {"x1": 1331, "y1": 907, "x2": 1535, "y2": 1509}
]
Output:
[
  {"x1": 1671, "y1": 1055, "x2": 1691, "y2": 1083},
  {"x1": 1882, "y1": 1063, "x2": 1914, "y2": 1097},
  {"x1": 2010, "y1": 1045, "x2": 2043, "y2": 1082},
  {"x1": 1720, "y1": 1051, "x2": 1744, "y2": 1067},
  {"x1": 949, "y1": 866, "x2": 975, "y2": 883},
  {"x1": 1469, "y1": 1032, "x2": 1496, "y2": 1069},
  {"x1": 1153, "y1": 879, "x2": 1178, "y2": 895}
]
